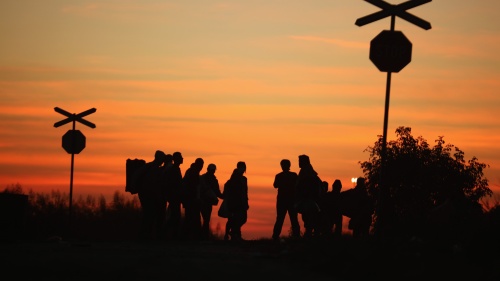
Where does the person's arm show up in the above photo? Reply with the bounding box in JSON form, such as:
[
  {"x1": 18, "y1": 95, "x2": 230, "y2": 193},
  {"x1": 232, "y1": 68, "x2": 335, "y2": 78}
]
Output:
[
  {"x1": 244, "y1": 177, "x2": 249, "y2": 210},
  {"x1": 273, "y1": 173, "x2": 280, "y2": 189},
  {"x1": 214, "y1": 178, "x2": 223, "y2": 198}
]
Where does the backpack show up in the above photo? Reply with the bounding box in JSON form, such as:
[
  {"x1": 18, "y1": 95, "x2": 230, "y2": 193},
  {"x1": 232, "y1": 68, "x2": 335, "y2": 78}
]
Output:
[{"x1": 125, "y1": 158, "x2": 146, "y2": 194}]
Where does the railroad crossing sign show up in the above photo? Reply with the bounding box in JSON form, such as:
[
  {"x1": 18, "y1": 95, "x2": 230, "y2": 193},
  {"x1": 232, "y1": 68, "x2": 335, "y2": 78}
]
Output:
[
  {"x1": 54, "y1": 107, "x2": 96, "y2": 154},
  {"x1": 62, "y1": 130, "x2": 86, "y2": 154},
  {"x1": 355, "y1": 0, "x2": 432, "y2": 30},
  {"x1": 53, "y1": 107, "x2": 97, "y2": 230},
  {"x1": 54, "y1": 107, "x2": 96, "y2": 129},
  {"x1": 370, "y1": 30, "x2": 412, "y2": 73}
]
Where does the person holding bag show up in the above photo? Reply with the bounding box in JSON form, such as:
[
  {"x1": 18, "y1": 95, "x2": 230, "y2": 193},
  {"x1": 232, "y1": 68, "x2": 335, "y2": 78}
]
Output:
[{"x1": 218, "y1": 199, "x2": 229, "y2": 218}]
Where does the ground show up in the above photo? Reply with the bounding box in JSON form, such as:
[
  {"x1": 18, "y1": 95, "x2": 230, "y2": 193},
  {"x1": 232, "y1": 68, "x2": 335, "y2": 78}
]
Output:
[{"x1": 1, "y1": 236, "x2": 499, "y2": 281}]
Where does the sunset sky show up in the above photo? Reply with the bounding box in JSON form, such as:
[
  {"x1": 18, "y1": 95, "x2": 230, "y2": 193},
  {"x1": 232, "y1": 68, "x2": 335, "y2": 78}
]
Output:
[{"x1": 1, "y1": 0, "x2": 499, "y2": 240}]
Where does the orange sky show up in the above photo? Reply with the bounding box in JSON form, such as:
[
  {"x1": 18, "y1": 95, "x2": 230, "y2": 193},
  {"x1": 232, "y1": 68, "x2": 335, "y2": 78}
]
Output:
[{"x1": 1, "y1": 0, "x2": 499, "y2": 239}]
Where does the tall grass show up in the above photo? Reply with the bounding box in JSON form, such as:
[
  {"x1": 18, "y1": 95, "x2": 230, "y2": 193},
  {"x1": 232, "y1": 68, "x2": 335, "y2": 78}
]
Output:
[{"x1": 2, "y1": 183, "x2": 143, "y2": 242}]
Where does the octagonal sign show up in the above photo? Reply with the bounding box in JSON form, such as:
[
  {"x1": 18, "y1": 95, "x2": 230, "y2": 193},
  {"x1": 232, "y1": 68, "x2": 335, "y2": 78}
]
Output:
[
  {"x1": 370, "y1": 30, "x2": 412, "y2": 73},
  {"x1": 62, "y1": 130, "x2": 86, "y2": 154}
]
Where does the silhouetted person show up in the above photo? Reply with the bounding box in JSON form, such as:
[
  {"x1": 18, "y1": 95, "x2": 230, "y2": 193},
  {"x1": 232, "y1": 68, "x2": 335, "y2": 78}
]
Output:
[
  {"x1": 272, "y1": 159, "x2": 300, "y2": 240},
  {"x1": 157, "y1": 152, "x2": 173, "y2": 238},
  {"x1": 137, "y1": 150, "x2": 166, "y2": 240},
  {"x1": 348, "y1": 177, "x2": 373, "y2": 238},
  {"x1": 165, "y1": 151, "x2": 184, "y2": 240},
  {"x1": 328, "y1": 179, "x2": 343, "y2": 237},
  {"x1": 316, "y1": 180, "x2": 330, "y2": 237},
  {"x1": 319, "y1": 179, "x2": 343, "y2": 237},
  {"x1": 182, "y1": 157, "x2": 204, "y2": 240},
  {"x1": 200, "y1": 163, "x2": 223, "y2": 240},
  {"x1": 222, "y1": 161, "x2": 249, "y2": 241},
  {"x1": 163, "y1": 153, "x2": 173, "y2": 169},
  {"x1": 295, "y1": 154, "x2": 322, "y2": 239}
]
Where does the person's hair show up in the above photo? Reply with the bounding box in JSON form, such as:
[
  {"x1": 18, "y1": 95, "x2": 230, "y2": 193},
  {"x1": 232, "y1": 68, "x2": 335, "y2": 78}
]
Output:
[
  {"x1": 280, "y1": 159, "x2": 291, "y2": 168},
  {"x1": 298, "y1": 154, "x2": 310, "y2": 165},
  {"x1": 230, "y1": 168, "x2": 240, "y2": 179},
  {"x1": 237, "y1": 161, "x2": 246, "y2": 173},
  {"x1": 164, "y1": 154, "x2": 173, "y2": 164},
  {"x1": 155, "y1": 150, "x2": 165, "y2": 159},
  {"x1": 172, "y1": 152, "x2": 183, "y2": 164},
  {"x1": 332, "y1": 179, "x2": 342, "y2": 191}
]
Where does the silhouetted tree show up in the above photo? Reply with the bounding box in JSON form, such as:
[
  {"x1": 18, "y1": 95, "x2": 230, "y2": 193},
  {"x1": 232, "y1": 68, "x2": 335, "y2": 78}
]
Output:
[
  {"x1": 2, "y1": 183, "x2": 23, "y2": 194},
  {"x1": 360, "y1": 126, "x2": 492, "y2": 242}
]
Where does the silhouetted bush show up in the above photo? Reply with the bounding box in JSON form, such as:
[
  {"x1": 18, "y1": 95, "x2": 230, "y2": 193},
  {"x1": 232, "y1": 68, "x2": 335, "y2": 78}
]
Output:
[{"x1": 360, "y1": 126, "x2": 493, "y2": 245}]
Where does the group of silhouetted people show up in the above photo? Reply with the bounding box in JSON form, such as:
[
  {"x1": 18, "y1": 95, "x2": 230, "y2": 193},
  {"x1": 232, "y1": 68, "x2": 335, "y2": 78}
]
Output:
[
  {"x1": 133, "y1": 150, "x2": 373, "y2": 241},
  {"x1": 133, "y1": 150, "x2": 248, "y2": 241},
  {"x1": 272, "y1": 154, "x2": 374, "y2": 240}
]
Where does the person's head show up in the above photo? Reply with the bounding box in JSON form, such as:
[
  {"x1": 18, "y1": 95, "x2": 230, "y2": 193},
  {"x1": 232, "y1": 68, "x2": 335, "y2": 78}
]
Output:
[
  {"x1": 207, "y1": 163, "x2": 216, "y2": 174},
  {"x1": 194, "y1": 157, "x2": 204, "y2": 171},
  {"x1": 237, "y1": 161, "x2": 246, "y2": 173},
  {"x1": 172, "y1": 151, "x2": 183, "y2": 165},
  {"x1": 230, "y1": 168, "x2": 240, "y2": 179},
  {"x1": 298, "y1": 154, "x2": 310, "y2": 168},
  {"x1": 154, "y1": 150, "x2": 166, "y2": 165},
  {"x1": 332, "y1": 179, "x2": 342, "y2": 193},
  {"x1": 322, "y1": 181, "x2": 328, "y2": 193},
  {"x1": 164, "y1": 154, "x2": 173, "y2": 166},
  {"x1": 280, "y1": 159, "x2": 291, "y2": 171}
]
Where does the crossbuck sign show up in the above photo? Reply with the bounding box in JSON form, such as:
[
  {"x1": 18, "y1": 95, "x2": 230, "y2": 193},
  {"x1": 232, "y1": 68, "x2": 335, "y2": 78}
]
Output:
[{"x1": 355, "y1": 0, "x2": 432, "y2": 30}]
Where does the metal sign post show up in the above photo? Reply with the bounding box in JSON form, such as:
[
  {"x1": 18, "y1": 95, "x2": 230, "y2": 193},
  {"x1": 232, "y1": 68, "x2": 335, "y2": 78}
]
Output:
[
  {"x1": 355, "y1": 0, "x2": 431, "y2": 237},
  {"x1": 54, "y1": 107, "x2": 96, "y2": 232}
]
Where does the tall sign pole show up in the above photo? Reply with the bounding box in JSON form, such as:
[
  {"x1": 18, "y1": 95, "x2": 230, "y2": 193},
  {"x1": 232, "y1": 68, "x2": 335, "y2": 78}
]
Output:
[
  {"x1": 54, "y1": 107, "x2": 96, "y2": 232},
  {"x1": 355, "y1": 0, "x2": 431, "y2": 237}
]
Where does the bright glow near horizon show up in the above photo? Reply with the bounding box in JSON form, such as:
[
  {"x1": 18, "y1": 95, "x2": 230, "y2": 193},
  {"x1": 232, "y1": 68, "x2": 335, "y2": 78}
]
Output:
[{"x1": 1, "y1": 0, "x2": 500, "y2": 240}]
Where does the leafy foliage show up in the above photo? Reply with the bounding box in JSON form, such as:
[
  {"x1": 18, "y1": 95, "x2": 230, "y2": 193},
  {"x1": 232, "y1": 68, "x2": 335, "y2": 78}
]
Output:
[{"x1": 360, "y1": 126, "x2": 492, "y2": 241}]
